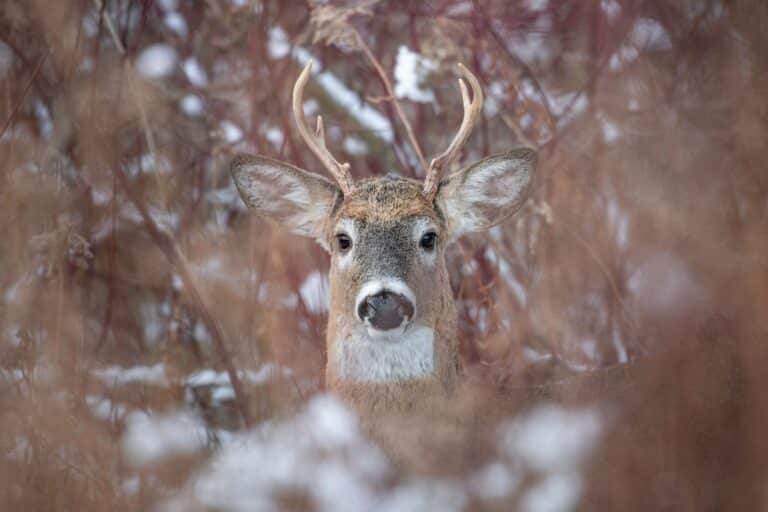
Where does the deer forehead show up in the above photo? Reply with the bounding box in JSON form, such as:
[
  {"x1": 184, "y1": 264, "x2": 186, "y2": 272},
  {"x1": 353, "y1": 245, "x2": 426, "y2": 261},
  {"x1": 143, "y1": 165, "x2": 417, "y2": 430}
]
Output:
[{"x1": 334, "y1": 176, "x2": 440, "y2": 225}]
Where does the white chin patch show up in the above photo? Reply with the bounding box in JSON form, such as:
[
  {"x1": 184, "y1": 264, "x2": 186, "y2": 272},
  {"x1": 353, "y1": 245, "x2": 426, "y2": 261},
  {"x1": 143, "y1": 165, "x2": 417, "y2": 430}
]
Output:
[{"x1": 334, "y1": 326, "x2": 435, "y2": 383}]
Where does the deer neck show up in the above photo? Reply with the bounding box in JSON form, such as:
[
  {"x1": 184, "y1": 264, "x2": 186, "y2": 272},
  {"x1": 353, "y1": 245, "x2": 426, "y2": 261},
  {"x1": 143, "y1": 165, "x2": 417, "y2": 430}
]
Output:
[{"x1": 325, "y1": 285, "x2": 458, "y2": 415}]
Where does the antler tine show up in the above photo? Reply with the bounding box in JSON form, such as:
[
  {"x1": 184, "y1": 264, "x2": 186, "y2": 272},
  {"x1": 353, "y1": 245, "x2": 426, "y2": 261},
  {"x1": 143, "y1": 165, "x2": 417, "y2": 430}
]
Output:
[
  {"x1": 292, "y1": 60, "x2": 355, "y2": 195},
  {"x1": 422, "y1": 63, "x2": 484, "y2": 200}
]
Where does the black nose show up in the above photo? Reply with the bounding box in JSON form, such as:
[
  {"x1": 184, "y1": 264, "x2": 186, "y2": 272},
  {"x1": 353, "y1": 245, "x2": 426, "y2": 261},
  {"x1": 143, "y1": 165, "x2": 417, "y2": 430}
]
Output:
[{"x1": 357, "y1": 290, "x2": 415, "y2": 331}]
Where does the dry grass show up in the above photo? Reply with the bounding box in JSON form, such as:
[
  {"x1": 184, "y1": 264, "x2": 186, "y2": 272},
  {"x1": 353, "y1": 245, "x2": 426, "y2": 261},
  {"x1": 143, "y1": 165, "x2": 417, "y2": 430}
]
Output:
[{"x1": 1, "y1": 0, "x2": 767, "y2": 510}]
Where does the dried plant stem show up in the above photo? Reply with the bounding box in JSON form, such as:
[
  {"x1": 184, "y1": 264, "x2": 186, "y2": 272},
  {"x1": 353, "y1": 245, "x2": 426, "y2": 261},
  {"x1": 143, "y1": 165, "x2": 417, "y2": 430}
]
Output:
[
  {"x1": 92, "y1": 0, "x2": 125, "y2": 54},
  {"x1": 94, "y1": 3, "x2": 252, "y2": 427},
  {"x1": 0, "y1": 49, "x2": 49, "y2": 141},
  {"x1": 354, "y1": 31, "x2": 429, "y2": 174},
  {"x1": 112, "y1": 164, "x2": 253, "y2": 428}
]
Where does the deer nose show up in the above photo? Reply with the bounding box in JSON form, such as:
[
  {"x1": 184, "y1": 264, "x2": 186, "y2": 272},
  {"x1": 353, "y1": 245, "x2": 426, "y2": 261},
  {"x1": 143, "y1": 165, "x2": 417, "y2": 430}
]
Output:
[{"x1": 357, "y1": 290, "x2": 415, "y2": 331}]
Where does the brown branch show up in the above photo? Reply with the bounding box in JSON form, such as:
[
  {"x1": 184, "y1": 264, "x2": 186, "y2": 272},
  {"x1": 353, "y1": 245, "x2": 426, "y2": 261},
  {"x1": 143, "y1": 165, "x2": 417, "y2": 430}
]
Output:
[
  {"x1": 0, "y1": 49, "x2": 50, "y2": 141},
  {"x1": 95, "y1": 1, "x2": 253, "y2": 425},
  {"x1": 354, "y1": 30, "x2": 429, "y2": 174},
  {"x1": 112, "y1": 163, "x2": 253, "y2": 428}
]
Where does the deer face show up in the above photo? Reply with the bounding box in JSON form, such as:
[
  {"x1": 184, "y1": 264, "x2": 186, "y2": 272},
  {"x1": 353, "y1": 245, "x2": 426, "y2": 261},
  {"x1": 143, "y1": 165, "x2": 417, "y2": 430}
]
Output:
[
  {"x1": 231, "y1": 60, "x2": 536, "y2": 386},
  {"x1": 231, "y1": 149, "x2": 536, "y2": 338}
]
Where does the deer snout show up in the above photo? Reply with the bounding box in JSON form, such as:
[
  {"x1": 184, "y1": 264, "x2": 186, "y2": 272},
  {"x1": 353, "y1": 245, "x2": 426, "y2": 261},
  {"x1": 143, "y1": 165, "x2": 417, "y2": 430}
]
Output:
[
  {"x1": 355, "y1": 280, "x2": 417, "y2": 335},
  {"x1": 357, "y1": 291, "x2": 415, "y2": 331}
]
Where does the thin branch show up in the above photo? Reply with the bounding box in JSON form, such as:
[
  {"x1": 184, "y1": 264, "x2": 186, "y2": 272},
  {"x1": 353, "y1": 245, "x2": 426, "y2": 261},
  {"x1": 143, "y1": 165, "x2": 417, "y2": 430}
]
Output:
[
  {"x1": 0, "y1": 49, "x2": 50, "y2": 141},
  {"x1": 472, "y1": 0, "x2": 556, "y2": 131},
  {"x1": 354, "y1": 30, "x2": 429, "y2": 174},
  {"x1": 93, "y1": 2, "x2": 252, "y2": 427},
  {"x1": 111, "y1": 163, "x2": 253, "y2": 428},
  {"x1": 92, "y1": 0, "x2": 126, "y2": 54}
]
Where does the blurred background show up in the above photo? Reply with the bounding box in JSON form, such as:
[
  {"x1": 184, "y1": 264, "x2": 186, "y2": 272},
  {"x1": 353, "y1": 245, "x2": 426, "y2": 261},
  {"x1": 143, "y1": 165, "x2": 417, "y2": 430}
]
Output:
[{"x1": 1, "y1": 0, "x2": 766, "y2": 510}]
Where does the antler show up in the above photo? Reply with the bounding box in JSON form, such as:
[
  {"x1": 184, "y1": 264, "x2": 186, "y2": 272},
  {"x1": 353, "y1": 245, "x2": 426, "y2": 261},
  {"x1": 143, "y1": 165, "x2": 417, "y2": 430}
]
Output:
[
  {"x1": 422, "y1": 63, "x2": 484, "y2": 200},
  {"x1": 292, "y1": 60, "x2": 355, "y2": 195}
]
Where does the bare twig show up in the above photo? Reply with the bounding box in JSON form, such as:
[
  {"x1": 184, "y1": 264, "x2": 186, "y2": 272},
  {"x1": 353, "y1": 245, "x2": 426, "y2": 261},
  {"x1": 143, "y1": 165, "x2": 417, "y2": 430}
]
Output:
[
  {"x1": 112, "y1": 163, "x2": 253, "y2": 427},
  {"x1": 0, "y1": 49, "x2": 50, "y2": 141},
  {"x1": 354, "y1": 30, "x2": 429, "y2": 174},
  {"x1": 92, "y1": 2, "x2": 253, "y2": 427},
  {"x1": 92, "y1": 0, "x2": 125, "y2": 54}
]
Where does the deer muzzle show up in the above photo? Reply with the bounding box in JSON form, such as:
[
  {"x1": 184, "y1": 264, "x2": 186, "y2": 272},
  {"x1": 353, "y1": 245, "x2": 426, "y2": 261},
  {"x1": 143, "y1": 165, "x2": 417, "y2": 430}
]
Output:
[{"x1": 355, "y1": 280, "x2": 416, "y2": 336}]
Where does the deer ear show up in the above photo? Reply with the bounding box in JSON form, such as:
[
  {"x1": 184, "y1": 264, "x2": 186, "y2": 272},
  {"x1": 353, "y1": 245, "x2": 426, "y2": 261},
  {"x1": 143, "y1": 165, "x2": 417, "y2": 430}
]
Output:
[
  {"x1": 436, "y1": 148, "x2": 536, "y2": 241},
  {"x1": 231, "y1": 154, "x2": 341, "y2": 249}
]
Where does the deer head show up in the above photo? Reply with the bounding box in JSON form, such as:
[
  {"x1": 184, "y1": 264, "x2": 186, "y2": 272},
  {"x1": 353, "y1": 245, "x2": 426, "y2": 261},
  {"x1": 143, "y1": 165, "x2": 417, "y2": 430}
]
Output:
[{"x1": 231, "y1": 60, "x2": 536, "y2": 412}]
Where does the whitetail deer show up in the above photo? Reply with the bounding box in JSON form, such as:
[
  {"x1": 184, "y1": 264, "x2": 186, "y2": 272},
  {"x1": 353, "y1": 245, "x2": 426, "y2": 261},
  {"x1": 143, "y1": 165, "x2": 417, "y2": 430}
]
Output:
[{"x1": 231, "y1": 61, "x2": 536, "y2": 419}]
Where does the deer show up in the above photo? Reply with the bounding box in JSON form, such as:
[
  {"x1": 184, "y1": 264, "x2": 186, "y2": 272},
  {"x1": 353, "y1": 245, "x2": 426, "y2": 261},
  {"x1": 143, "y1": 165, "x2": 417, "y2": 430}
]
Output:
[{"x1": 231, "y1": 60, "x2": 537, "y2": 429}]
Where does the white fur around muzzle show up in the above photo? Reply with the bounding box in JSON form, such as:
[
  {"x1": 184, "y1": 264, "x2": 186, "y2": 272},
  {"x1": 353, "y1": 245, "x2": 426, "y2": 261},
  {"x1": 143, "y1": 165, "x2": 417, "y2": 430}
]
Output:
[{"x1": 354, "y1": 279, "x2": 417, "y2": 339}]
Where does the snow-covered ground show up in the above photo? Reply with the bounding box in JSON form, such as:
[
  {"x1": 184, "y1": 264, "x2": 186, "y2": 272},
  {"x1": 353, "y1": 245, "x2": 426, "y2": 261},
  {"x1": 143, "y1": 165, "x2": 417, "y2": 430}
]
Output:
[{"x1": 156, "y1": 394, "x2": 603, "y2": 512}]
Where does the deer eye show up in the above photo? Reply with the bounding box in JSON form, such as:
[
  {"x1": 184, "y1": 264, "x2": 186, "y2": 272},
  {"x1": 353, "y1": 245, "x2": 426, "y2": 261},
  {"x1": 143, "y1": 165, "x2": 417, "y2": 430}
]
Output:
[
  {"x1": 419, "y1": 231, "x2": 437, "y2": 251},
  {"x1": 335, "y1": 233, "x2": 352, "y2": 253}
]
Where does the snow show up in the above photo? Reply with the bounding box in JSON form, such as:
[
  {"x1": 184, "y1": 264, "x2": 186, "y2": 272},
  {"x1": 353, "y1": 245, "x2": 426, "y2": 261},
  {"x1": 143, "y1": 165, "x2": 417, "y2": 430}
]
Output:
[
  {"x1": 136, "y1": 44, "x2": 178, "y2": 79},
  {"x1": 601, "y1": 0, "x2": 621, "y2": 20},
  {"x1": 499, "y1": 405, "x2": 601, "y2": 473},
  {"x1": 631, "y1": 18, "x2": 672, "y2": 50},
  {"x1": 612, "y1": 321, "x2": 629, "y2": 364},
  {"x1": 180, "y1": 94, "x2": 203, "y2": 116},
  {"x1": 469, "y1": 462, "x2": 520, "y2": 500},
  {"x1": 127, "y1": 152, "x2": 172, "y2": 175},
  {"x1": 393, "y1": 46, "x2": 437, "y2": 103},
  {"x1": 606, "y1": 197, "x2": 629, "y2": 247},
  {"x1": 91, "y1": 186, "x2": 113, "y2": 206},
  {"x1": 183, "y1": 57, "x2": 209, "y2": 88},
  {"x1": 499, "y1": 405, "x2": 602, "y2": 511},
  {"x1": 600, "y1": 117, "x2": 621, "y2": 143},
  {"x1": 609, "y1": 44, "x2": 640, "y2": 71},
  {"x1": 303, "y1": 98, "x2": 320, "y2": 116},
  {"x1": 264, "y1": 126, "x2": 284, "y2": 148},
  {"x1": 186, "y1": 364, "x2": 292, "y2": 389},
  {"x1": 33, "y1": 99, "x2": 53, "y2": 139},
  {"x1": 122, "y1": 410, "x2": 208, "y2": 466},
  {"x1": 299, "y1": 271, "x2": 330, "y2": 313},
  {"x1": 3, "y1": 280, "x2": 20, "y2": 303},
  {"x1": 526, "y1": 0, "x2": 549, "y2": 11},
  {"x1": 164, "y1": 11, "x2": 188, "y2": 38},
  {"x1": 485, "y1": 247, "x2": 527, "y2": 306},
  {"x1": 293, "y1": 49, "x2": 394, "y2": 143},
  {"x1": 164, "y1": 394, "x2": 391, "y2": 512},
  {"x1": 268, "y1": 26, "x2": 291, "y2": 60},
  {"x1": 521, "y1": 472, "x2": 582, "y2": 512},
  {"x1": 193, "y1": 322, "x2": 211, "y2": 343},
  {"x1": 343, "y1": 136, "x2": 368, "y2": 155},
  {"x1": 484, "y1": 81, "x2": 507, "y2": 117},
  {"x1": 628, "y1": 252, "x2": 704, "y2": 317},
  {"x1": 92, "y1": 363, "x2": 167, "y2": 386},
  {"x1": 502, "y1": 15, "x2": 553, "y2": 63},
  {"x1": 161, "y1": 397, "x2": 603, "y2": 512},
  {"x1": 86, "y1": 395, "x2": 127, "y2": 421},
  {"x1": 122, "y1": 476, "x2": 140, "y2": 496},
  {"x1": 0, "y1": 368, "x2": 24, "y2": 384},
  {"x1": 220, "y1": 120, "x2": 243, "y2": 143},
  {"x1": 375, "y1": 480, "x2": 466, "y2": 512},
  {"x1": 148, "y1": 206, "x2": 180, "y2": 231},
  {"x1": 157, "y1": 0, "x2": 178, "y2": 10}
]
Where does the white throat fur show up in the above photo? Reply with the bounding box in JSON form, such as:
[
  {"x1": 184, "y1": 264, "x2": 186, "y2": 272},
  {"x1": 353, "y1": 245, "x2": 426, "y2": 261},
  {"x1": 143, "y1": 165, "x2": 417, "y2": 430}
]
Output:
[{"x1": 333, "y1": 326, "x2": 435, "y2": 383}]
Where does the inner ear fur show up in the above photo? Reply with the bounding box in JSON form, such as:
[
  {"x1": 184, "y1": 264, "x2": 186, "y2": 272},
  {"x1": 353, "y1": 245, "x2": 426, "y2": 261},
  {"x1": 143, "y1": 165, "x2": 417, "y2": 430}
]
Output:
[
  {"x1": 230, "y1": 153, "x2": 341, "y2": 247},
  {"x1": 436, "y1": 147, "x2": 537, "y2": 241}
]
